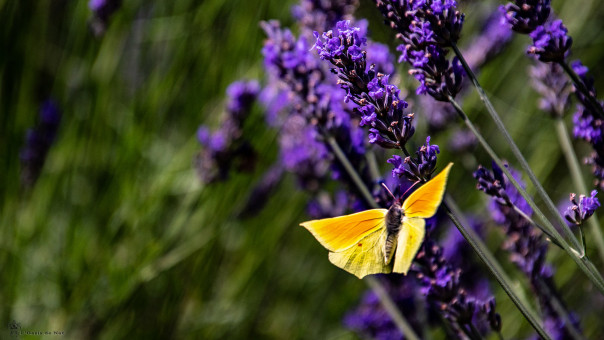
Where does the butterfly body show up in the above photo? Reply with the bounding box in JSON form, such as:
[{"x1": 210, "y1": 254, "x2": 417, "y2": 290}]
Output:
[
  {"x1": 301, "y1": 163, "x2": 452, "y2": 279},
  {"x1": 383, "y1": 201, "x2": 403, "y2": 265}
]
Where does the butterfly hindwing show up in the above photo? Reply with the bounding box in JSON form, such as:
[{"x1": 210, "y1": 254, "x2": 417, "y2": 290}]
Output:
[
  {"x1": 403, "y1": 163, "x2": 453, "y2": 219},
  {"x1": 300, "y1": 209, "x2": 388, "y2": 252},
  {"x1": 328, "y1": 225, "x2": 391, "y2": 279},
  {"x1": 392, "y1": 217, "x2": 425, "y2": 274}
]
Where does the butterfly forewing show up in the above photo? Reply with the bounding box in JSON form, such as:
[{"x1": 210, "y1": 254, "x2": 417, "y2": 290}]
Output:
[{"x1": 300, "y1": 209, "x2": 388, "y2": 252}]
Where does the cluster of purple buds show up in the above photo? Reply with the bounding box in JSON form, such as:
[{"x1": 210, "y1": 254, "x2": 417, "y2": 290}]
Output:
[
  {"x1": 344, "y1": 277, "x2": 423, "y2": 339},
  {"x1": 527, "y1": 20, "x2": 572, "y2": 63},
  {"x1": 569, "y1": 61, "x2": 604, "y2": 190},
  {"x1": 564, "y1": 190, "x2": 601, "y2": 226},
  {"x1": 313, "y1": 20, "x2": 415, "y2": 149},
  {"x1": 388, "y1": 137, "x2": 440, "y2": 182},
  {"x1": 195, "y1": 80, "x2": 260, "y2": 183},
  {"x1": 292, "y1": 0, "x2": 359, "y2": 35},
  {"x1": 374, "y1": 0, "x2": 465, "y2": 101},
  {"x1": 20, "y1": 100, "x2": 61, "y2": 187},
  {"x1": 88, "y1": 0, "x2": 122, "y2": 37},
  {"x1": 500, "y1": 0, "x2": 572, "y2": 63},
  {"x1": 499, "y1": 0, "x2": 550, "y2": 34},
  {"x1": 474, "y1": 163, "x2": 583, "y2": 338},
  {"x1": 414, "y1": 238, "x2": 502, "y2": 336},
  {"x1": 473, "y1": 162, "x2": 512, "y2": 206}
]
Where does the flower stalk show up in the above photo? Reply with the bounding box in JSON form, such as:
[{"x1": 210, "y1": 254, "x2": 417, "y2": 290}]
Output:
[{"x1": 446, "y1": 94, "x2": 604, "y2": 295}]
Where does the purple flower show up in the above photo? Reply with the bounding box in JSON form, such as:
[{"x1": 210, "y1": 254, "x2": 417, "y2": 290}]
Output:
[
  {"x1": 291, "y1": 0, "x2": 358, "y2": 36},
  {"x1": 195, "y1": 79, "x2": 259, "y2": 183},
  {"x1": 530, "y1": 62, "x2": 572, "y2": 117},
  {"x1": 462, "y1": 10, "x2": 513, "y2": 71},
  {"x1": 20, "y1": 100, "x2": 61, "y2": 187},
  {"x1": 313, "y1": 20, "x2": 366, "y2": 61},
  {"x1": 564, "y1": 190, "x2": 600, "y2": 225},
  {"x1": 527, "y1": 19, "x2": 572, "y2": 62},
  {"x1": 476, "y1": 162, "x2": 583, "y2": 339},
  {"x1": 499, "y1": 0, "x2": 551, "y2": 34},
  {"x1": 88, "y1": 0, "x2": 122, "y2": 37}
]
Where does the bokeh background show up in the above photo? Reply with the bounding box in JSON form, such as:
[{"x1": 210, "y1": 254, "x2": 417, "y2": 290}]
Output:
[{"x1": 2, "y1": 0, "x2": 604, "y2": 339}]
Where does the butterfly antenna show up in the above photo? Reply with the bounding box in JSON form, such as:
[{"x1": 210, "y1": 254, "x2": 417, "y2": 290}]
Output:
[
  {"x1": 400, "y1": 180, "x2": 420, "y2": 202},
  {"x1": 381, "y1": 182, "x2": 396, "y2": 200}
]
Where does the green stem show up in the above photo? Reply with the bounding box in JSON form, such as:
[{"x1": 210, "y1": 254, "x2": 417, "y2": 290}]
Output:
[
  {"x1": 327, "y1": 135, "x2": 420, "y2": 340},
  {"x1": 534, "y1": 278, "x2": 587, "y2": 340},
  {"x1": 326, "y1": 135, "x2": 375, "y2": 207},
  {"x1": 554, "y1": 117, "x2": 604, "y2": 264},
  {"x1": 512, "y1": 205, "x2": 565, "y2": 251},
  {"x1": 447, "y1": 96, "x2": 604, "y2": 295},
  {"x1": 559, "y1": 61, "x2": 604, "y2": 120},
  {"x1": 444, "y1": 204, "x2": 552, "y2": 340},
  {"x1": 445, "y1": 196, "x2": 539, "y2": 313},
  {"x1": 451, "y1": 42, "x2": 583, "y2": 252},
  {"x1": 366, "y1": 277, "x2": 420, "y2": 340}
]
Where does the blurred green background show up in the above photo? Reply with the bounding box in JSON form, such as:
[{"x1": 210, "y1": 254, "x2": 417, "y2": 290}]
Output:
[{"x1": 2, "y1": 0, "x2": 604, "y2": 339}]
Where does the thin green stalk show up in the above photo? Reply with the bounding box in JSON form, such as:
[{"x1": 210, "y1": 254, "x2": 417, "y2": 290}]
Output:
[
  {"x1": 559, "y1": 61, "x2": 604, "y2": 120},
  {"x1": 512, "y1": 205, "x2": 565, "y2": 251},
  {"x1": 326, "y1": 135, "x2": 375, "y2": 207},
  {"x1": 445, "y1": 196, "x2": 539, "y2": 313},
  {"x1": 444, "y1": 204, "x2": 552, "y2": 340},
  {"x1": 534, "y1": 278, "x2": 587, "y2": 340},
  {"x1": 366, "y1": 277, "x2": 420, "y2": 340},
  {"x1": 327, "y1": 135, "x2": 420, "y2": 340},
  {"x1": 447, "y1": 96, "x2": 604, "y2": 295},
  {"x1": 554, "y1": 117, "x2": 604, "y2": 264},
  {"x1": 450, "y1": 42, "x2": 583, "y2": 253}
]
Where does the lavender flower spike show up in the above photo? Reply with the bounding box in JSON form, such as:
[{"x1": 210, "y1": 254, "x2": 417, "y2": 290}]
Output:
[
  {"x1": 20, "y1": 100, "x2": 61, "y2": 187},
  {"x1": 313, "y1": 20, "x2": 415, "y2": 149},
  {"x1": 527, "y1": 19, "x2": 572, "y2": 63},
  {"x1": 565, "y1": 190, "x2": 601, "y2": 226},
  {"x1": 499, "y1": 0, "x2": 551, "y2": 34}
]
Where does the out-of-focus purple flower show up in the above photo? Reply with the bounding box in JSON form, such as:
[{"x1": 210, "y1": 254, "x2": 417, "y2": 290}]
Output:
[
  {"x1": 530, "y1": 62, "x2": 572, "y2": 117},
  {"x1": 414, "y1": 238, "x2": 500, "y2": 337},
  {"x1": 20, "y1": 100, "x2": 61, "y2": 187},
  {"x1": 473, "y1": 162, "x2": 513, "y2": 206},
  {"x1": 448, "y1": 128, "x2": 477, "y2": 153},
  {"x1": 307, "y1": 190, "x2": 351, "y2": 219},
  {"x1": 88, "y1": 0, "x2": 122, "y2": 37},
  {"x1": 292, "y1": 0, "x2": 359, "y2": 37},
  {"x1": 462, "y1": 10, "x2": 513, "y2": 71},
  {"x1": 226, "y1": 80, "x2": 261, "y2": 117},
  {"x1": 564, "y1": 190, "x2": 600, "y2": 225},
  {"x1": 195, "y1": 80, "x2": 259, "y2": 183},
  {"x1": 474, "y1": 162, "x2": 583, "y2": 338},
  {"x1": 499, "y1": 0, "x2": 551, "y2": 34},
  {"x1": 238, "y1": 164, "x2": 285, "y2": 218},
  {"x1": 527, "y1": 20, "x2": 572, "y2": 62},
  {"x1": 367, "y1": 42, "x2": 396, "y2": 76},
  {"x1": 568, "y1": 61, "x2": 604, "y2": 190},
  {"x1": 344, "y1": 277, "x2": 423, "y2": 340}
]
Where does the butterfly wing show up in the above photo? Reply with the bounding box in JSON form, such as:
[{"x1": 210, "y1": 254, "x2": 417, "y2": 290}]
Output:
[
  {"x1": 300, "y1": 209, "x2": 388, "y2": 252},
  {"x1": 403, "y1": 163, "x2": 453, "y2": 219},
  {"x1": 328, "y1": 226, "x2": 391, "y2": 279},
  {"x1": 392, "y1": 217, "x2": 425, "y2": 274}
]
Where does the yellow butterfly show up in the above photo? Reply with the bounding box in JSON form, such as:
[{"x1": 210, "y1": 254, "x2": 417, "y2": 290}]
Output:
[{"x1": 300, "y1": 163, "x2": 453, "y2": 279}]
